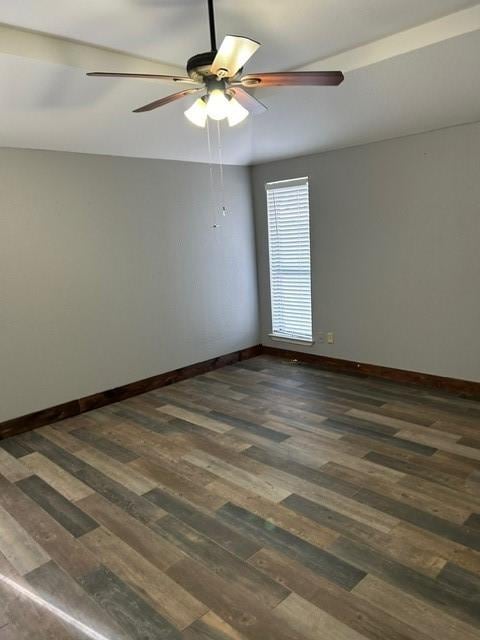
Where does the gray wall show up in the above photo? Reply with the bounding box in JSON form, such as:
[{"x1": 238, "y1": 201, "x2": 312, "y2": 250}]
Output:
[
  {"x1": 251, "y1": 122, "x2": 480, "y2": 382},
  {"x1": 0, "y1": 149, "x2": 259, "y2": 422}
]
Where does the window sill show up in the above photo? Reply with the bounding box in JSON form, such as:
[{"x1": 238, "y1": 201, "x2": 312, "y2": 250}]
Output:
[{"x1": 268, "y1": 334, "x2": 315, "y2": 347}]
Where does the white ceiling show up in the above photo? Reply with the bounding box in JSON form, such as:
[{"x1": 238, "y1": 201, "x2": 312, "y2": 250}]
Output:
[{"x1": 1, "y1": 1, "x2": 480, "y2": 165}]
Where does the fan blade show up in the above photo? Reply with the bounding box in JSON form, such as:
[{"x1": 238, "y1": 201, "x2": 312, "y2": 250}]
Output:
[
  {"x1": 229, "y1": 87, "x2": 267, "y2": 115},
  {"x1": 211, "y1": 35, "x2": 261, "y2": 78},
  {"x1": 87, "y1": 72, "x2": 198, "y2": 84},
  {"x1": 133, "y1": 88, "x2": 203, "y2": 113},
  {"x1": 240, "y1": 71, "x2": 344, "y2": 88}
]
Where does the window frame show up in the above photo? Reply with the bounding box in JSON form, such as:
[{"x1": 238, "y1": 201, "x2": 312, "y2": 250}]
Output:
[{"x1": 265, "y1": 176, "x2": 314, "y2": 346}]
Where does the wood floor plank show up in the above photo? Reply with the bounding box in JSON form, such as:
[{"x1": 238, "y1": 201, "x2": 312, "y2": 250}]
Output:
[
  {"x1": 130, "y1": 448, "x2": 221, "y2": 487},
  {"x1": 329, "y1": 535, "x2": 480, "y2": 627},
  {"x1": 381, "y1": 402, "x2": 479, "y2": 429},
  {"x1": 436, "y1": 562, "x2": 480, "y2": 604},
  {"x1": 283, "y1": 438, "x2": 406, "y2": 482},
  {"x1": 0, "y1": 449, "x2": 31, "y2": 482},
  {"x1": 217, "y1": 502, "x2": 365, "y2": 590},
  {"x1": 80, "y1": 526, "x2": 208, "y2": 630},
  {"x1": 37, "y1": 424, "x2": 85, "y2": 453},
  {"x1": 79, "y1": 565, "x2": 182, "y2": 639},
  {"x1": 466, "y1": 470, "x2": 480, "y2": 494},
  {"x1": 26, "y1": 559, "x2": 131, "y2": 640},
  {"x1": 16, "y1": 431, "x2": 85, "y2": 472},
  {"x1": 74, "y1": 445, "x2": 157, "y2": 495},
  {"x1": 0, "y1": 553, "x2": 76, "y2": 640},
  {"x1": 465, "y1": 513, "x2": 480, "y2": 530},
  {"x1": 390, "y1": 521, "x2": 480, "y2": 576},
  {"x1": 249, "y1": 547, "x2": 433, "y2": 640},
  {"x1": 105, "y1": 404, "x2": 171, "y2": 434},
  {"x1": 153, "y1": 389, "x2": 219, "y2": 416},
  {"x1": 395, "y1": 429, "x2": 480, "y2": 462},
  {"x1": 261, "y1": 416, "x2": 341, "y2": 440},
  {"x1": 355, "y1": 468, "x2": 471, "y2": 524},
  {"x1": 346, "y1": 407, "x2": 454, "y2": 434},
  {"x1": 16, "y1": 430, "x2": 166, "y2": 525},
  {"x1": 353, "y1": 488, "x2": 480, "y2": 551},
  {"x1": 281, "y1": 493, "x2": 446, "y2": 578},
  {"x1": 363, "y1": 451, "x2": 469, "y2": 492},
  {"x1": 208, "y1": 411, "x2": 290, "y2": 443},
  {"x1": 0, "y1": 474, "x2": 99, "y2": 579},
  {"x1": 0, "y1": 437, "x2": 33, "y2": 459},
  {"x1": 144, "y1": 487, "x2": 262, "y2": 559},
  {"x1": 354, "y1": 574, "x2": 480, "y2": 640},
  {"x1": 248, "y1": 547, "x2": 323, "y2": 601},
  {"x1": 97, "y1": 419, "x2": 189, "y2": 461},
  {"x1": 76, "y1": 492, "x2": 185, "y2": 571},
  {"x1": 70, "y1": 426, "x2": 139, "y2": 462},
  {"x1": 397, "y1": 473, "x2": 480, "y2": 512},
  {"x1": 21, "y1": 452, "x2": 94, "y2": 502},
  {"x1": 165, "y1": 427, "x2": 252, "y2": 458},
  {"x1": 75, "y1": 462, "x2": 166, "y2": 525},
  {"x1": 157, "y1": 404, "x2": 234, "y2": 434},
  {"x1": 167, "y1": 556, "x2": 304, "y2": 640},
  {"x1": 433, "y1": 450, "x2": 480, "y2": 477},
  {"x1": 156, "y1": 514, "x2": 289, "y2": 608},
  {"x1": 243, "y1": 445, "x2": 359, "y2": 497},
  {"x1": 262, "y1": 469, "x2": 399, "y2": 534},
  {"x1": 16, "y1": 475, "x2": 99, "y2": 539},
  {"x1": 207, "y1": 478, "x2": 338, "y2": 549},
  {"x1": 129, "y1": 456, "x2": 226, "y2": 511},
  {"x1": 182, "y1": 611, "x2": 248, "y2": 640},
  {"x1": 285, "y1": 431, "x2": 370, "y2": 458},
  {"x1": 184, "y1": 450, "x2": 291, "y2": 503},
  {"x1": 0, "y1": 504, "x2": 50, "y2": 575},
  {"x1": 433, "y1": 420, "x2": 480, "y2": 439},
  {"x1": 274, "y1": 592, "x2": 367, "y2": 640},
  {"x1": 189, "y1": 377, "x2": 249, "y2": 402},
  {"x1": 348, "y1": 409, "x2": 466, "y2": 449},
  {"x1": 322, "y1": 416, "x2": 438, "y2": 456}
]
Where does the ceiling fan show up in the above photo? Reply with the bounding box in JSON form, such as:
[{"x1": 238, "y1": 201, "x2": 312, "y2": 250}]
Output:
[{"x1": 87, "y1": 0, "x2": 344, "y2": 128}]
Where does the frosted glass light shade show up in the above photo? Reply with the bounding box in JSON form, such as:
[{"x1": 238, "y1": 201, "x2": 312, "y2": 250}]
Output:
[
  {"x1": 184, "y1": 98, "x2": 207, "y2": 127},
  {"x1": 206, "y1": 89, "x2": 230, "y2": 120},
  {"x1": 227, "y1": 97, "x2": 249, "y2": 127},
  {"x1": 185, "y1": 92, "x2": 250, "y2": 128}
]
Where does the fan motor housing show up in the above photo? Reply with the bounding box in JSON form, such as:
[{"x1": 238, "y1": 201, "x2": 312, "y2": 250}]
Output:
[
  {"x1": 186, "y1": 51, "x2": 217, "y2": 82},
  {"x1": 186, "y1": 51, "x2": 243, "y2": 83}
]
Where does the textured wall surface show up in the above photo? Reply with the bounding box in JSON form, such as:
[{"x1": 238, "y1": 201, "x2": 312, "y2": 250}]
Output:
[
  {"x1": 0, "y1": 149, "x2": 259, "y2": 421},
  {"x1": 252, "y1": 122, "x2": 480, "y2": 381}
]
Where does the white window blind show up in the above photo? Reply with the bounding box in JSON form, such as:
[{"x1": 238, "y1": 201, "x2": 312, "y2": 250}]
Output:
[{"x1": 266, "y1": 177, "x2": 313, "y2": 342}]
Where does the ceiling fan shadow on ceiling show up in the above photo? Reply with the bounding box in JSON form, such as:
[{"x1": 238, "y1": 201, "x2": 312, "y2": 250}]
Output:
[{"x1": 87, "y1": 0, "x2": 344, "y2": 128}]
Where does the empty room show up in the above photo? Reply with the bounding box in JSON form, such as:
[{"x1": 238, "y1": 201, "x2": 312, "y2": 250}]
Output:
[{"x1": 1, "y1": 1, "x2": 480, "y2": 639}]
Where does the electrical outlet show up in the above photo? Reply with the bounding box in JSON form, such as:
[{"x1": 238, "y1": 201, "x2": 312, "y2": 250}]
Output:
[
  {"x1": 327, "y1": 332, "x2": 335, "y2": 344},
  {"x1": 317, "y1": 332, "x2": 324, "y2": 344}
]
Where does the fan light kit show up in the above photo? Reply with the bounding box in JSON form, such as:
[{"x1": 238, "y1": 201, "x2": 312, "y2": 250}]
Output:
[
  {"x1": 184, "y1": 90, "x2": 249, "y2": 128},
  {"x1": 87, "y1": 0, "x2": 344, "y2": 128}
]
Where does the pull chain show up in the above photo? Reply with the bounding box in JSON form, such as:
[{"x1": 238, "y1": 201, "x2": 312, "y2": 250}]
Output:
[
  {"x1": 206, "y1": 119, "x2": 228, "y2": 229},
  {"x1": 216, "y1": 120, "x2": 227, "y2": 218},
  {"x1": 206, "y1": 118, "x2": 219, "y2": 229}
]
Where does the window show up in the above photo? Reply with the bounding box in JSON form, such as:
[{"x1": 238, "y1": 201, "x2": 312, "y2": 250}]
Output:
[{"x1": 266, "y1": 177, "x2": 313, "y2": 343}]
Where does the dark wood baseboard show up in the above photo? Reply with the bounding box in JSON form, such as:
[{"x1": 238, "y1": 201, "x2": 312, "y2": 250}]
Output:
[
  {"x1": 0, "y1": 345, "x2": 262, "y2": 440},
  {"x1": 2, "y1": 342, "x2": 478, "y2": 440},
  {"x1": 262, "y1": 345, "x2": 480, "y2": 399}
]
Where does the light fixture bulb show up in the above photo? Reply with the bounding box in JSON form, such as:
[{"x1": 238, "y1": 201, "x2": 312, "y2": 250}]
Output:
[
  {"x1": 184, "y1": 98, "x2": 207, "y2": 127},
  {"x1": 227, "y1": 97, "x2": 249, "y2": 127},
  {"x1": 206, "y1": 89, "x2": 230, "y2": 120}
]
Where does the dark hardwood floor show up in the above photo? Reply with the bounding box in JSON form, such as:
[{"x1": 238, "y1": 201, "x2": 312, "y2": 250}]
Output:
[{"x1": 1, "y1": 355, "x2": 479, "y2": 640}]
